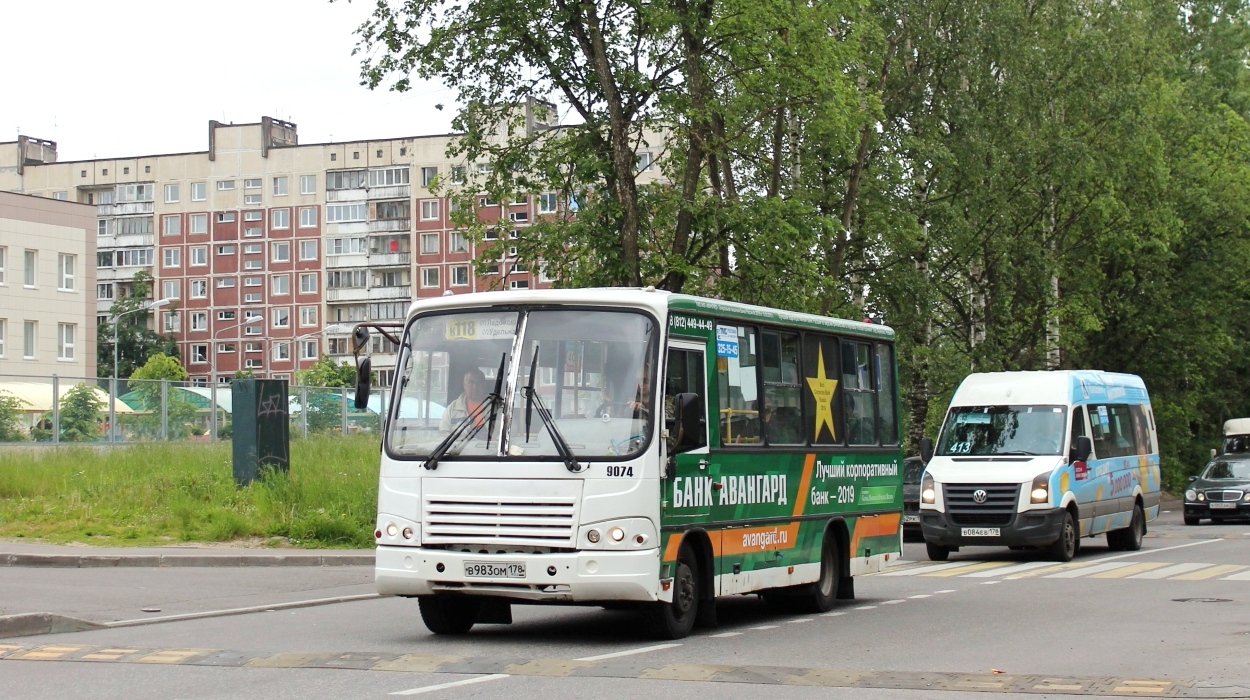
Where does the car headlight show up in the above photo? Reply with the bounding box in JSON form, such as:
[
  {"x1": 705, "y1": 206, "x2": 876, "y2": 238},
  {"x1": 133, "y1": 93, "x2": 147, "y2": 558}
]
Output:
[
  {"x1": 1185, "y1": 489, "x2": 1197, "y2": 502},
  {"x1": 1030, "y1": 470, "x2": 1052, "y2": 504},
  {"x1": 1198, "y1": 492, "x2": 1206, "y2": 502},
  {"x1": 1244, "y1": 492, "x2": 1250, "y2": 502},
  {"x1": 921, "y1": 472, "x2": 936, "y2": 504}
]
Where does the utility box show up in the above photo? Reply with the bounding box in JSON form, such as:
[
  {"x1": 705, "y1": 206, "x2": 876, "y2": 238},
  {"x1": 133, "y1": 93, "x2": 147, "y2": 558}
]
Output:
[{"x1": 231, "y1": 379, "x2": 290, "y2": 485}]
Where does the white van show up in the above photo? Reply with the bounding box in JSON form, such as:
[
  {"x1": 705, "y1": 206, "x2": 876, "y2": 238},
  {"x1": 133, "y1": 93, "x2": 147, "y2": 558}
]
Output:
[{"x1": 918, "y1": 370, "x2": 1161, "y2": 562}]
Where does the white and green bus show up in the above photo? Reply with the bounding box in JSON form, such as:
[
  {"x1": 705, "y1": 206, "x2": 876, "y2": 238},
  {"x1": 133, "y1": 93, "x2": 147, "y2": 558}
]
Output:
[{"x1": 353, "y1": 288, "x2": 904, "y2": 639}]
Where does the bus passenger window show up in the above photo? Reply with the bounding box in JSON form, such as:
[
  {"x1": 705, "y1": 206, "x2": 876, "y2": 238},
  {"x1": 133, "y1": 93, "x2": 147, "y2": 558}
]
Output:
[{"x1": 716, "y1": 325, "x2": 759, "y2": 445}]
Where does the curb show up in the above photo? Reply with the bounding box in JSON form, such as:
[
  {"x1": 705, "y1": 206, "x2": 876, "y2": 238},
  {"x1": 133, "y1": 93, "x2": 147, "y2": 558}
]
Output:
[
  {"x1": 0, "y1": 613, "x2": 102, "y2": 638},
  {"x1": 0, "y1": 553, "x2": 374, "y2": 568}
]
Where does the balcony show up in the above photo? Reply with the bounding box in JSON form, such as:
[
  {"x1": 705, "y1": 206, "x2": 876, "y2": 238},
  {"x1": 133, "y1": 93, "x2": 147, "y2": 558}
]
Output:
[
  {"x1": 326, "y1": 189, "x2": 367, "y2": 202},
  {"x1": 326, "y1": 287, "x2": 370, "y2": 303},
  {"x1": 368, "y1": 219, "x2": 410, "y2": 233},
  {"x1": 368, "y1": 252, "x2": 411, "y2": 267},
  {"x1": 367, "y1": 185, "x2": 410, "y2": 200},
  {"x1": 97, "y1": 202, "x2": 154, "y2": 217},
  {"x1": 368, "y1": 286, "x2": 412, "y2": 301},
  {"x1": 326, "y1": 254, "x2": 368, "y2": 269},
  {"x1": 325, "y1": 221, "x2": 368, "y2": 236}
]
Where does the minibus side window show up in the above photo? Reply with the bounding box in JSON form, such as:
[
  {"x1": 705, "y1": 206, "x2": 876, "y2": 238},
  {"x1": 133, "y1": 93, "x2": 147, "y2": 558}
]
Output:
[{"x1": 1070, "y1": 406, "x2": 1087, "y2": 457}]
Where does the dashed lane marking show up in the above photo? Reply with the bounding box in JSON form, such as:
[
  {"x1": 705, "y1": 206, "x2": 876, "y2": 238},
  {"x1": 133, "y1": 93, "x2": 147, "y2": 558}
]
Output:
[{"x1": 0, "y1": 644, "x2": 1228, "y2": 696}]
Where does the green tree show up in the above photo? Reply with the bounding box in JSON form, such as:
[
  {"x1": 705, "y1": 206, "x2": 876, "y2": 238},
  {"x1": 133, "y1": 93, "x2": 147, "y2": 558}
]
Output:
[
  {"x1": 97, "y1": 271, "x2": 181, "y2": 380},
  {"x1": 0, "y1": 390, "x2": 30, "y2": 442},
  {"x1": 57, "y1": 383, "x2": 105, "y2": 442},
  {"x1": 126, "y1": 354, "x2": 199, "y2": 439},
  {"x1": 295, "y1": 355, "x2": 356, "y2": 434}
]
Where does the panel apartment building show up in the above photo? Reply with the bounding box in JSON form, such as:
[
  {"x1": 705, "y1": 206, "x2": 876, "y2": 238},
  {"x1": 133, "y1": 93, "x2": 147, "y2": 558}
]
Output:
[{"x1": 0, "y1": 111, "x2": 659, "y2": 387}]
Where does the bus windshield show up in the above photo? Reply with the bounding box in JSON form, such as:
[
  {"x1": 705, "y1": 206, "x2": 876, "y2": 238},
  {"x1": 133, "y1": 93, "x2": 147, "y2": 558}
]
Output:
[
  {"x1": 936, "y1": 405, "x2": 1067, "y2": 456},
  {"x1": 385, "y1": 308, "x2": 657, "y2": 460}
]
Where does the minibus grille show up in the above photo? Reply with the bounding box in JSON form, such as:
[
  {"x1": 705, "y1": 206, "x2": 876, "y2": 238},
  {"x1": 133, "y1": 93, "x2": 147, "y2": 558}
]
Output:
[
  {"x1": 1205, "y1": 489, "x2": 1245, "y2": 502},
  {"x1": 944, "y1": 484, "x2": 1019, "y2": 527},
  {"x1": 423, "y1": 496, "x2": 577, "y2": 546}
]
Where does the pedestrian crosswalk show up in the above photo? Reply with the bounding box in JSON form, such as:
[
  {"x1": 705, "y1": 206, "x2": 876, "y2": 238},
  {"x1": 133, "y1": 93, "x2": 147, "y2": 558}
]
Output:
[{"x1": 871, "y1": 559, "x2": 1249, "y2": 581}]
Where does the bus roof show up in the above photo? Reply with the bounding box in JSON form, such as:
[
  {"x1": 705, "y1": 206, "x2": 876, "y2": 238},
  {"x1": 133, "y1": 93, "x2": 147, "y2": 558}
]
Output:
[
  {"x1": 403, "y1": 288, "x2": 895, "y2": 340},
  {"x1": 951, "y1": 370, "x2": 1150, "y2": 407}
]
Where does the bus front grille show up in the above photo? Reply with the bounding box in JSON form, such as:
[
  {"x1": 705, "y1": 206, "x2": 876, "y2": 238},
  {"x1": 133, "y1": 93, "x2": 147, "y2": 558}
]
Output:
[{"x1": 423, "y1": 497, "x2": 577, "y2": 547}]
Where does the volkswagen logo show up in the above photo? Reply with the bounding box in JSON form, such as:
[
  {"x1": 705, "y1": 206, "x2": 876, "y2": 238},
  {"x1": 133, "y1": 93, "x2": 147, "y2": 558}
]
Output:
[{"x1": 972, "y1": 489, "x2": 988, "y2": 504}]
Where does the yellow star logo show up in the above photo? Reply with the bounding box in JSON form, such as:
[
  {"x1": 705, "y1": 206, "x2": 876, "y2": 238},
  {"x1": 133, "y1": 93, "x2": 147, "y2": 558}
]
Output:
[{"x1": 806, "y1": 346, "x2": 838, "y2": 441}]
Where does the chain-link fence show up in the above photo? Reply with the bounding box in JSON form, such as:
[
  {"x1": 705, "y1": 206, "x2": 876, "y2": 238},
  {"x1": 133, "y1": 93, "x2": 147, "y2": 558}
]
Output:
[{"x1": 0, "y1": 373, "x2": 384, "y2": 444}]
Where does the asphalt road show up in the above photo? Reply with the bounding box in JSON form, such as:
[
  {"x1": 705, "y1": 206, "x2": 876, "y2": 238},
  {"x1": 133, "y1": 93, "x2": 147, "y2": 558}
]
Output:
[{"x1": 2, "y1": 505, "x2": 1249, "y2": 699}]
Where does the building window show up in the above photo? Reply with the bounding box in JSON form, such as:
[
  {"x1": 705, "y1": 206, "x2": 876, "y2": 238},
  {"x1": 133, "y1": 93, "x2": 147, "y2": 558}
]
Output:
[
  {"x1": 191, "y1": 311, "x2": 208, "y2": 330},
  {"x1": 23, "y1": 321, "x2": 36, "y2": 358},
  {"x1": 245, "y1": 194, "x2": 262, "y2": 206},
  {"x1": 97, "y1": 220, "x2": 108, "y2": 236},
  {"x1": 58, "y1": 254, "x2": 75, "y2": 291},
  {"x1": 421, "y1": 267, "x2": 439, "y2": 288},
  {"x1": 162, "y1": 279, "x2": 180, "y2": 299},
  {"x1": 450, "y1": 165, "x2": 466, "y2": 184},
  {"x1": 217, "y1": 277, "x2": 235, "y2": 288},
  {"x1": 509, "y1": 211, "x2": 529, "y2": 222},
  {"x1": 450, "y1": 265, "x2": 469, "y2": 286},
  {"x1": 163, "y1": 215, "x2": 181, "y2": 236},
  {"x1": 52, "y1": 191, "x2": 68, "y2": 200},
  {"x1": 272, "y1": 274, "x2": 290, "y2": 295},
  {"x1": 420, "y1": 200, "x2": 439, "y2": 221},
  {"x1": 56, "y1": 323, "x2": 75, "y2": 360},
  {"x1": 163, "y1": 312, "x2": 181, "y2": 333},
  {"x1": 97, "y1": 283, "x2": 114, "y2": 300},
  {"x1": 299, "y1": 306, "x2": 317, "y2": 327},
  {"x1": 115, "y1": 217, "x2": 154, "y2": 235},
  {"x1": 369, "y1": 167, "x2": 410, "y2": 187},
  {"x1": 217, "y1": 343, "x2": 235, "y2": 354},
  {"x1": 244, "y1": 226, "x2": 262, "y2": 238},
  {"x1": 420, "y1": 166, "x2": 438, "y2": 187},
  {"x1": 0, "y1": 247, "x2": 4, "y2": 285},
  {"x1": 271, "y1": 209, "x2": 290, "y2": 229},
  {"x1": 299, "y1": 272, "x2": 318, "y2": 294},
  {"x1": 375, "y1": 200, "x2": 410, "y2": 221},
  {"x1": 300, "y1": 174, "x2": 316, "y2": 194},
  {"x1": 270, "y1": 342, "x2": 291, "y2": 361},
  {"x1": 117, "y1": 184, "x2": 155, "y2": 202},
  {"x1": 298, "y1": 239, "x2": 317, "y2": 261},
  {"x1": 273, "y1": 176, "x2": 288, "y2": 196},
  {"x1": 244, "y1": 259, "x2": 263, "y2": 270},
  {"x1": 300, "y1": 340, "x2": 318, "y2": 360},
  {"x1": 189, "y1": 214, "x2": 208, "y2": 234},
  {"x1": 244, "y1": 293, "x2": 262, "y2": 303},
  {"x1": 218, "y1": 311, "x2": 236, "y2": 321},
  {"x1": 327, "y1": 270, "x2": 368, "y2": 289},
  {"x1": 271, "y1": 241, "x2": 290, "y2": 263},
  {"x1": 23, "y1": 250, "x2": 36, "y2": 287},
  {"x1": 636, "y1": 152, "x2": 653, "y2": 172},
  {"x1": 449, "y1": 232, "x2": 468, "y2": 253},
  {"x1": 217, "y1": 244, "x2": 236, "y2": 255},
  {"x1": 190, "y1": 246, "x2": 207, "y2": 266},
  {"x1": 191, "y1": 182, "x2": 207, "y2": 201},
  {"x1": 538, "y1": 193, "x2": 557, "y2": 214},
  {"x1": 299, "y1": 207, "x2": 317, "y2": 228},
  {"x1": 190, "y1": 280, "x2": 208, "y2": 299},
  {"x1": 326, "y1": 170, "x2": 366, "y2": 190},
  {"x1": 420, "y1": 233, "x2": 439, "y2": 255},
  {"x1": 163, "y1": 248, "x2": 181, "y2": 268},
  {"x1": 0, "y1": 319, "x2": 5, "y2": 357},
  {"x1": 217, "y1": 180, "x2": 235, "y2": 191},
  {"x1": 272, "y1": 308, "x2": 291, "y2": 329},
  {"x1": 217, "y1": 212, "x2": 235, "y2": 223},
  {"x1": 509, "y1": 279, "x2": 530, "y2": 290},
  {"x1": 325, "y1": 203, "x2": 366, "y2": 222},
  {"x1": 164, "y1": 184, "x2": 179, "y2": 203},
  {"x1": 244, "y1": 244, "x2": 262, "y2": 254},
  {"x1": 242, "y1": 178, "x2": 260, "y2": 190},
  {"x1": 191, "y1": 344, "x2": 207, "y2": 364},
  {"x1": 328, "y1": 237, "x2": 367, "y2": 255}
]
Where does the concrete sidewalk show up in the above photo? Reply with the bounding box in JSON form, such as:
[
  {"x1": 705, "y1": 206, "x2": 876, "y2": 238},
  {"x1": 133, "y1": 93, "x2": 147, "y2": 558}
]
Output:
[{"x1": 0, "y1": 541, "x2": 374, "y2": 568}]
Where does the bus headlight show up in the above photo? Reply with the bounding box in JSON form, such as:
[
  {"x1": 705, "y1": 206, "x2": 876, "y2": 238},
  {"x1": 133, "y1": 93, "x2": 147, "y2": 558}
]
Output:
[
  {"x1": 578, "y1": 519, "x2": 656, "y2": 550},
  {"x1": 921, "y1": 473, "x2": 936, "y2": 504},
  {"x1": 1030, "y1": 470, "x2": 1052, "y2": 504},
  {"x1": 609, "y1": 527, "x2": 626, "y2": 542}
]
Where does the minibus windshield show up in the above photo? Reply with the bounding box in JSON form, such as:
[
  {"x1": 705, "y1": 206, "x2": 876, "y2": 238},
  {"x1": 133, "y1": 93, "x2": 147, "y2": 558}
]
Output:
[{"x1": 936, "y1": 405, "x2": 1068, "y2": 456}]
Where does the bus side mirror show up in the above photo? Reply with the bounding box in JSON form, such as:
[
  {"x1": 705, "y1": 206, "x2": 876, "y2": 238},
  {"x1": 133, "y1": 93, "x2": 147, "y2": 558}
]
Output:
[
  {"x1": 354, "y1": 357, "x2": 372, "y2": 411},
  {"x1": 1070, "y1": 436, "x2": 1092, "y2": 463},
  {"x1": 919, "y1": 437, "x2": 934, "y2": 464},
  {"x1": 672, "y1": 392, "x2": 705, "y2": 453},
  {"x1": 353, "y1": 325, "x2": 371, "y2": 354}
]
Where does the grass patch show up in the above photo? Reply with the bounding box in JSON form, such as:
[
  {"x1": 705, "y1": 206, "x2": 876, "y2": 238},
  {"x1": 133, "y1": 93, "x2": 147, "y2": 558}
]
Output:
[{"x1": 0, "y1": 434, "x2": 380, "y2": 548}]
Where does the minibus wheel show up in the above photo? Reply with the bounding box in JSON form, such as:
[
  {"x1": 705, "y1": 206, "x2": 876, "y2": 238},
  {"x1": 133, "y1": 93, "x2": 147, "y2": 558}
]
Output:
[
  {"x1": 1049, "y1": 510, "x2": 1078, "y2": 562},
  {"x1": 925, "y1": 542, "x2": 950, "y2": 561},
  {"x1": 644, "y1": 542, "x2": 698, "y2": 639},
  {"x1": 418, "y1": 595, "x2": 480, "y2": 635}
]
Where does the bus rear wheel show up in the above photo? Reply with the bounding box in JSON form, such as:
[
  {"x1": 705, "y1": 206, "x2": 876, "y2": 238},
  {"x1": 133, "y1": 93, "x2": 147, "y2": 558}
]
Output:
[
  {"x1": 644, "y1": 543, "x2": 698, "y2": 640},
  {"x1": 418, "y1": 595, "x2": 480, "y2": 635},
  {"x1": 1107, "y1": 503, "x2": 1145, "y2": 551},
  {"x1": 799, "y1": 535, "x2": 840, "y2": 613}
]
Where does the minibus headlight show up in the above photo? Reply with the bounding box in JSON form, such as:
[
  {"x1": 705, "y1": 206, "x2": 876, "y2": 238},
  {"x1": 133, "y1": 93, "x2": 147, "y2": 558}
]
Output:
[
  {"x1": 1184, "y1": 489, "x2": 1197, "y2": 502},
  {"x1": 1030, "y1": 471, "x2": 1052, "y2": 504},
  {"x1": 921, "y1": 473, "x2": 936, "y2": 504}
]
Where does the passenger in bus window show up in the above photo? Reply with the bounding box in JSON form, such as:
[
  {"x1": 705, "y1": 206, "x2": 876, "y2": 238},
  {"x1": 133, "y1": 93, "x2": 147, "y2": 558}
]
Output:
[{"x1": 440, "y1": 368, "x2": 487, "y2": 431}]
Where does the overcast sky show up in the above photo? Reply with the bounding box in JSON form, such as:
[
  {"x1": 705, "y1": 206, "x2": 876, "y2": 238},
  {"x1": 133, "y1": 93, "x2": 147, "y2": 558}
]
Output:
[{"x1": 1, "y1": 1, "x2": 456, "y2": 162}]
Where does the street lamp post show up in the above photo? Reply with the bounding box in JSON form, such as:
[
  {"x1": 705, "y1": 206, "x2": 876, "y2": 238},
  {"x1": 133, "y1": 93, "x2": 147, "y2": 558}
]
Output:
[
  {"x1": 209, "y1": 321, "x2": 243, "y2": 441},
  {"x1": 111, "y1": 298, "x2": 171, "y2": 442},
  {"x1": 268, "y1": 325, "x2": 351, "y2": 438}
]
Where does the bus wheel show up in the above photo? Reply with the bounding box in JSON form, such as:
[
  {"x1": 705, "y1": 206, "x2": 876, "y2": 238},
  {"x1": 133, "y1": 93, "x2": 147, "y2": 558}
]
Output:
[
  {"x1": 926, "y1": 542, "x2": 950, "y2": 561},
  {"x1": 418, "y1": 595, "x2": 480, "y2": 635},
  {"x1": 644, "y1": 543, "x2": 698, "y2": 640},
  {"x1": 1049, "y1": 510, "x2": 1078, "y2": 562},
  {"x1": 1118, "y1": 503, "x2": 1145, "y2": 551},
  {"x1": 799, "y1": 535, "x2": 840, "y2": 613}
]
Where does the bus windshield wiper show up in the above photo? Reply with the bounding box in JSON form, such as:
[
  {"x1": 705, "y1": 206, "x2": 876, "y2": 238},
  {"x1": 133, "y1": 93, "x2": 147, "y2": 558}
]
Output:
[
  {"x1": 424, "y1": 354, "x2": 506, "y2": 470},
  {"x1": 521, "y1": 346, "x2": 582, "y2": 473}
]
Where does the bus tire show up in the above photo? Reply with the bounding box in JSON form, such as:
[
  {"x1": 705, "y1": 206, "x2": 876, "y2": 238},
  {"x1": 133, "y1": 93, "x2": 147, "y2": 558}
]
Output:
[
  {"x1": 1118, "y1": 503, "x2": 1145, "y2": 551},
  {"x1": 644, "y1": 543, "x2": 698, "y2": 640},
  {"x1": 926, "y1": 542, "x2": 950, "y2": 561},
  {"x1": 1049, "y1": 510, "x2": 1078, "y2": 562},
  {"x1": 418, "y1": 595, "x2": 480, "y2": 635},
  {"x1": 797, "y1": 535, "x2": 840, "y2": 613}
]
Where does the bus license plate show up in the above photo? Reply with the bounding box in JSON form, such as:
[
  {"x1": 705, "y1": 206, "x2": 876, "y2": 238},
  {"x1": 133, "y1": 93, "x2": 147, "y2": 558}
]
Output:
[
  {"x1": 1210, "y1": 502, "x2": 1236, "y2": 510},
  {"x1": 961, "y1": 527, "x2": 1000, "y2": 537},
  {"x1": 903, "y1": 514, "x2": 920, "y2": 523},
  {"x1": 464, "y1": 561, "x2": 526, "y2": 578}
]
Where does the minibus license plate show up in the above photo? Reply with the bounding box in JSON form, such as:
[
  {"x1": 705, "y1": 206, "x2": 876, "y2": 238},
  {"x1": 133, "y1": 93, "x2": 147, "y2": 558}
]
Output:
[
  {"x1": 1209, "y1": 502, "x2": 1236, "y2": 510},
  {"x1": 961, "y1": 527, "x2": 999, "y2": 537},
  {"x1": 903, "y1": 514, "x2": 920, "y2": 523},
  {"x1": 464, "y1": 562, "x2": 526, "y2": 578}
]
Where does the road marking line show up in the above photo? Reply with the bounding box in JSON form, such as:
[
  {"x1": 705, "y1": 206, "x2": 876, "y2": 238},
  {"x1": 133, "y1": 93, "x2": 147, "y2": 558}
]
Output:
[
  {"x1": 1169, "y1": 564, "x2": 1245, "y2": 581},
  {"x1": 935, "y1": 589, "x2": 956, "y2": 593},
  {"x1": 1046, "y1": 562, "x2": 1135, "y2": 578},
  {"x1": 709, "y1": 632, "x2": 742, "y2": 638},
  {"x1": 391, "y1": 674, "x2": 509, "y2": 696},
  {"x1": 924, "y1": 561, "x2": 1014, "y2": 577},
  {"x1": 821, "y1": 611, "x2": 847, "y2": 617},
  {"x1": 1127, "y1": 563, "x2": 1210, "y2": 579},
  {"x1": 854, "y1": 606, "x2": 877, "y2": 610},
  {"x1": 1097, "y1": 538, "x2": 1219, "y2": 561},
  {"x1": 980, "y1": 581, "x2": 1000, "y2": 585},
  {"x1": 788, "y1": 618, "x2": 813, "y2": 623},
  {"x1": 750, "y1": 625, "x2": 779, "y2": 630},
  {"x1": 1006, "y1": 562, "x2": 1091, "y2": 579},
  {"x1": 908, "y1": 594, "x2": 932, "y2": 599},
  {"x1": 575, "y1": 643, "x2": 681, "y2": 662},
  {"x1": 1221, "y1": 569, "x2": 1250, "y2": 580},
  {"x1": 963, "y1": 561, "x2": 1054, "y2": 578},
  {"x1": 136, "y1": 649, "x2": 204, "y2": 664},
  {"x1": 879, "y1": 562, "x2": 980, "y2": 576},
  {"x1": 1089, "y1": 562, "x2": 1169, "y2": 578},
  {"x1": 881, "y1": 600, "x2": 906, "y2": 604}
]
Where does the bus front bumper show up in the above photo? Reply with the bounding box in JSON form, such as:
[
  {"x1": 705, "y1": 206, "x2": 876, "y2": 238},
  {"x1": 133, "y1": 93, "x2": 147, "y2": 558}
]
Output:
[
  {"x1": 920, "y1": 508, "x2": 1065, "y2": 548},
  {"x1": 375, "y1": 546, "x2": 661, "y2": 603}
]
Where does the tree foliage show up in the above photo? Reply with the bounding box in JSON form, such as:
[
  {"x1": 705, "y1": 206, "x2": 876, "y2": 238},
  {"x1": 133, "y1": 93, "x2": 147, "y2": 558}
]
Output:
[
  {"x1": 125, "y1": 354, "x2": 199, "y2": 439},
  {"x1": 0, "y1": 390, "x2": 29, "y2": 442},
  {"x1": 97, "y1": 271, "x2": 181, "y2": 380}
]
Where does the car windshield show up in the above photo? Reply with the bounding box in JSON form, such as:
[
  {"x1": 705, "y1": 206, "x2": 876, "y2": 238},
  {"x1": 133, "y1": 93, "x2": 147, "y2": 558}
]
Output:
[
  {"x1": 1202, "y1": 460, "x2": 1250, "y2": 480},
  {"x1": 936, "y1": 405, "x2": 1067, "y2": 456},
  {"x1": 385, "y1": 307, "x2": 658, "y2": 461},
  {"x1": 903, "y1": 459, "x2": 925, "y2": 484}
]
